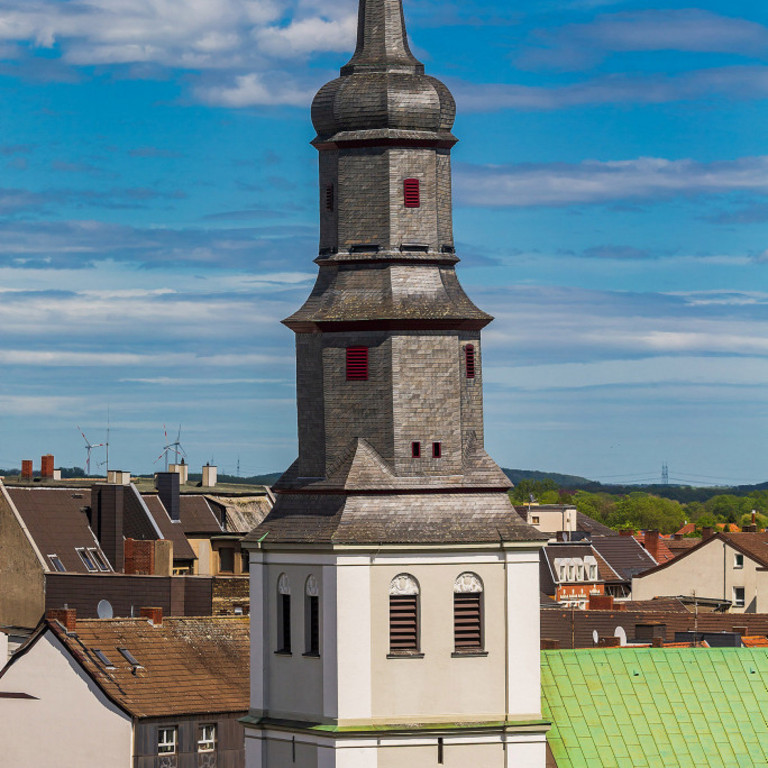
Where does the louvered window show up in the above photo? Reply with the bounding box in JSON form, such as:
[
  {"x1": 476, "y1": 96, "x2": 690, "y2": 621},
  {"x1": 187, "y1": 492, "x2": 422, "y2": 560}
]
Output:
[
  {"x1": 325, "y1": 184, "x2": 334, "y2": 212},
  {"x1": 277, "y1": 573, "x2": 291, "y2": 653},
  {"x1": 465, "y1": 344, "x2": 476, "y2": 379},
  {"x1": 454, "y1": 572, "x2": 483, "y2": 651},
  {"x1": 411, "y1": 441, "x2": 421, "y2": 458},
  {"x1": 389, "y1": 574, "x2": 420, "y2": 653},
  {"x1": 404, "y1": 178, "x2": 420, "y2": 208},
  {"x1": 346, "y1": 346, "x2": 368, "y2": 380},
  {"x1": 305, "y1": 575, "x2": 320, "y2": 656}
]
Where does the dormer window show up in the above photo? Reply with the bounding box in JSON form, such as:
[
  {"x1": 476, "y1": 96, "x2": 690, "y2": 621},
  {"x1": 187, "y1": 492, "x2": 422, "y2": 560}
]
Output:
[
  {"x1": 346, "y1": 347, "x2": 368, "y2": 380},
  {"x1": 404, "y1": 178, "x2": 420, "y2": 208}
]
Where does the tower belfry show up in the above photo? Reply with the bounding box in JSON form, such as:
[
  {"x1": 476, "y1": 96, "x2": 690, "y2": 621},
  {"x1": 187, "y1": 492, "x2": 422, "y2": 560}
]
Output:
[{"x1": 244, "y1": 0, "x2": 549, "y2": 764}]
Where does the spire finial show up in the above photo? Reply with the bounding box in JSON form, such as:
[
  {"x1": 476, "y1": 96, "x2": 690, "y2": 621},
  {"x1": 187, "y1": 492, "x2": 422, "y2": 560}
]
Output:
[{"x1": 341, "y1": 0, "x2": 424, "y2": 75}]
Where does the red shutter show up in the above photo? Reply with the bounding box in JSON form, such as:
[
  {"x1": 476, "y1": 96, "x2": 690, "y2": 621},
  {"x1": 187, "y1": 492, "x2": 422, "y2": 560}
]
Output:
[
  {"x1": 389, "y1": 595, "x2": 418, "y2": 650},
  {"x1": 346, "y1": 347, "x2": 368, "y2": 380},
  {"x1": 454, "y1": 593, "x2": 482, "y2": 649},
  {"x1": 465, "y1": 345, "x2": 475, "y2": 379},
  {"x1": 404, "y1": 178, "x2": 420, "y2": 208}
]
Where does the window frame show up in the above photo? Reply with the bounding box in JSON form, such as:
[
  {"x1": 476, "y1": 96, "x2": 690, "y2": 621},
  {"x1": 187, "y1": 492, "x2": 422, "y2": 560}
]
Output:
[
  {"x1": 411, "y1": 441, "x2": 421, "y2": 458},
  {"x1": 432, "y1": 441, "x2": 442, "y2": 458},
  {"x1": 465, "y1": 344, "x2": 476, "y2": 379},
  {"x1": 388, "y1": 574, "x2": 421, "y2": 656},
  {"x1": 453, "y1": 572, "x2": 484, "y2": 654},
  {"x1": 403, "y1": 178, "x2": 420, "y2": 208},
  {"x1": 304, "y1": 575, "x2": 320, "y2": 657},
  {"x1": 197, "y1": 723, "x2": 217, "y2": 753},
  {"x1": 734, "y1": 553, "x2": 744, "y2": 569},
  {"x1": 89, "y1": 548, "x2": 110, "y2": 571},
  {"x1": 48, "y1": 554, "x2": 66, "y2": 572},
  {"x1": 218, "y1": 546, "x2": 235, "y2": 573},
  {"x1": 346, "y1": 346, "x2": 369, "y2": 381},
  {"x1": 157, "y1": 726, "x2": 178, "y2": 755},
  {"x1": 733, "y1": 586, "x2": 746, "y2": 608},
  {"x1": 76, "y1": 547, "x2": 98, "y2": 572},
  {"x1": 276, "y1": 574, "x2": 292, "y2": 654}
]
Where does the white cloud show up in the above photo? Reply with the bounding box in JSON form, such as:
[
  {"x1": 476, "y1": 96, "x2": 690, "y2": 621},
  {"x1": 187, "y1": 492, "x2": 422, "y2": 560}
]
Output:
[
  {"x1": 195, "y1": 72, "x2": 317, "y2": 107},
  {"x1": 252, "y1": 14, "x2": 357, "y2": 58},
  {"x1": 0, "y1": 349, "x2": 287, "y2": 367},
  {"x1": 455, "y1": 155, "x2": 768, "y2": 207}
]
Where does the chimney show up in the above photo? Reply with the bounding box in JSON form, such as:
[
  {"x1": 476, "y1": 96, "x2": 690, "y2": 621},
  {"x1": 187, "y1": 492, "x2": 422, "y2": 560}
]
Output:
[
  {"x1": 598, "y1": 636, "x2": 621, "y2": 647},
  {"x1": 140, "y1": 606, "x2": 163, "y2": 626},
  {"x1": 541, "y1": 638, "x2": 561, "y2": 650},
  {"x1": 40, "y1": 454, "x2": 54, "y2": 479},
  {"x1": 92, "y1": 484, "x2": 125, "y2": 571},
  {"x1": 588, "y1": 594, "x2": 614, "y2": 611},
  {"x1": 635, "y1": 622, "x2": 666, "y2": 643},
  {"x1": 107, "y1": 470, "x2": 131, "y2": 485},
  {"x1": 645, "y1": 529, "x2": 660, "y2": 561},
  {"x1": 47, "y1": 607, "x2": 76, "y2": 633},
  {"x1": 702, "y1": 526, "x2": 714, "y2": 540},
  {"x1": 124, "y1": 538, "x2": 155, "y2": 575},
  {"x1": 156, "y1": 472, "x2": 180, "y2": 521},
  {"x1": 673, "y1": 533, "x2": 683, "y2": 541},
  {"x1": 202, "y1": 464, "x2": 218, "y2": 488},
  {"x1": 651, "y1": 636, "x2": 665, "y2": 648},
  {"x1": 619, "y1": 529, "x2": 634, "y2": 537},
  {"x1": 733, "y1": 625, "x2": 748, "y2": 637},
  {"x1": 21, "y1": 460, "x2": 33, "y2": 480},
  {"x1": 168, "y1": 463, "x2": 189, "y2": 485}
]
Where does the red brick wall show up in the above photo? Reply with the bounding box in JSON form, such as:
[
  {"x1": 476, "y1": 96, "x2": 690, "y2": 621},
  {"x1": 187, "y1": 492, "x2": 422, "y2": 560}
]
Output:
[{"x1": 124, "y1": 538, "x2": 155, "y2": 575}]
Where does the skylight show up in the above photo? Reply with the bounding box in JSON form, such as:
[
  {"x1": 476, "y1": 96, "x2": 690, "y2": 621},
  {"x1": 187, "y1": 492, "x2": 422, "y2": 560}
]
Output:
[
  {"x1": 93, "y1": 649, "x2": 115, "y2": 668},
  {"x1": 118, "y1": 647, "x2": 142, "y2": 667},
  {"x1": 48, "y1": 555, "x2": 66, "y2": 572},
  {"x1": 76, "y1": 548, "x2": 97, "y2": 572}
]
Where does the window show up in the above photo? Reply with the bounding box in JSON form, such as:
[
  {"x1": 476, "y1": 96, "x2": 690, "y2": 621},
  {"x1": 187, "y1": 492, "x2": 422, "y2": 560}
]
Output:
[
  {"x1": 411, "y1": 441, "x2": 421, "y2": 458},
  {"x1": 277, "y1": 573, "x2": 291, "y2": 653},
  {"x1": 403, "y1": 178, "x2": 420, "y2": 208},
  {"x1": 305, "y1": 575, "x2": 320, "y2": 656},
  {"x1": 219, "y1": 546, "x2": 235, "y2": 573},
  {"x1": 454, "y1": 572, "x2": 483, "y2": 651},
  {"x1": 531, "y1": 515, "x2": 540, "y2": 525},
  {"x1": 733, "y1": 587, "x2": 745, "y2": 608},
  {"x1": 198, "y1": 723, "x2": 217, "y2": 753},
  {"x1": 734, "y1": 553, "x2": 744, "y2": 569},
  {"x1": 389, "y1": 574, "x2": 419, "y2": 653},
  {"x1": 89, "y1": 548, "x2": 110, "y2": 571},
  {"x1": 242, "y1": 553, "x2": 250, "y2": 573},
  {"x1": 465, "y1": 345, "x2": 476, "y2": 379},
  {"x1": 76, "y1": 547, "x2": 97, "y2": 572},
  {"x1": 118, "y1": 647, "x2": 142, "y2": 667},
  {"x1": 325, "y1": 184, "x2": 334, "y2": 212},
  {"x1": 432, "y1": 442, "x2": 442, "y2": 458},
  {"x1": 48, "y1": 554, "x2": 66, "y2": 572},
  {"x1": 346, "y1": 346, "x2": 368, "y2": 380},
  {"x1": 158, "y1": 727, "x2": 178, "y2": 755},
  {"x1": 92, "y1": 649, "x2": 115, "y2": 668}
]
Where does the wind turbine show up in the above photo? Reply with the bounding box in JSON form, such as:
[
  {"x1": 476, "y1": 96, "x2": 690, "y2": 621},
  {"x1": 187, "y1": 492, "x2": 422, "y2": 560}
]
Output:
[
  {"x1": 77, "y1": 426, "x2": 104, "y2": 477},
  {"x1": 154, "y1": 424, "x2": 187, "y2": 471}
]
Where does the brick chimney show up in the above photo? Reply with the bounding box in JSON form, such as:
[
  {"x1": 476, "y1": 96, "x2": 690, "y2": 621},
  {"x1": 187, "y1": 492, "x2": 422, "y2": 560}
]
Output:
[
  {"x1": 156, "y1": 472, "x2": 180, "y2": 521},
  {"x1": 124, "y1": 538, "x2": 155, "y2": 575},
  {"x1": 588, "y1": 593, "x2": 614, "y2": 610},
  {"x1": 702, "y1": 526, "x2": 714, "y2": 540},
  {"x1": 92, "y1": 484, "x2": 125, "y2": 571},
  {"x1": 140, "y1": 606, "x2": 163, "y2": 626},
  {"x1": 651, "y1": 636, "x2": 665, "y2": 648},
  {"x1": 541, "y1": 638, "x2": 561, "y2": 650},
  {"x1": 47, "y1": 607, "x2": 76, "y2": 633},
  {"x1": 598, "y1": 636, "x2": 621, "y2": 647},
  {"x1": 644, "y1": 529, "x2": 661, "y2": 561},
  {"x1": 21, "y1": 460, "x2": 33, "y2": 480},
  {"x1": 40, "y1": 454, "x2": 54, "y2": 479}
]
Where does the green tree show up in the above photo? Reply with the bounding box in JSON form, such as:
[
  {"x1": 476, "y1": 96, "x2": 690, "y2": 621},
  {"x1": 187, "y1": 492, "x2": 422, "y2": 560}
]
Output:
[
  {"x1": 605, "y1": 493, "x2": 685, "y2": 534},
  {"x1": 573, "y1": 491, "x2": 616, "y2": 524},
  {"x1": 510, "y1": 478, "x2": 557, "y2": 504}
]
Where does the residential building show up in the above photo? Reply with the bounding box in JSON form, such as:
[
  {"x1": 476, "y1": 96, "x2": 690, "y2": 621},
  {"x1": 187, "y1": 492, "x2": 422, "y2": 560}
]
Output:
[
  {"x1": 539, "y1": 541, "x2": 613, "y2": 608},
  {"x1": 242, "y1": 0, "x2": 549, "y2": 764},
  {"x1": 541, "y1": 647, "x2": 768, "y2": 767},
  {"x1": 0, "y1": 609, "x2": 248, "y2": 767},
  {"x1": 515, "y1": 504, "x2": 577, "y2": 537},
  {"x1": 632, "y1": 531, "x2": 768, "y2": 612}
]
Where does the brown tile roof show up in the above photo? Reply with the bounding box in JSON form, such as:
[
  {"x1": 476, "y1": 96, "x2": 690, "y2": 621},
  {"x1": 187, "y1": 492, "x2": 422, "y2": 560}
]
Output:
[
  {"x1": 177, "y1": 496, "x2": 222, "y2": 535},
  {"x1": 208, "y1": 495, "x2": 272, "y2": 535},
  {"x1": 590, "y1": 535, "x2": 657, "y2": 580},
  {"x1": 666, "y1": 537, "x2": 700, "y2": 556},
  {"x1": 676, "y1": 523, "x2": 696, "y2": 536},
  {"x1": 45, "y1": 615, "x2": 248, "y2": 717},
  {"x1": 140, "y1": 495, "x2": 197, "y2": 561},
  {"x1": 634, "y1": 531, "x2": 675, "y2": 564},
  {"x1": 576, "y1": 513, "x2": 616, "y2": 538},
  {"x1": 5, "y1": 487, "x2": 111, "y2": 574}
]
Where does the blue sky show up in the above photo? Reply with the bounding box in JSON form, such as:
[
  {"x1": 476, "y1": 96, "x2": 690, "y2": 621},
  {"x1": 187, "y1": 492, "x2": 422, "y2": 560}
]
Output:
[{"x1": 0, "y1": 0, "x2": 767, "y2": 485}]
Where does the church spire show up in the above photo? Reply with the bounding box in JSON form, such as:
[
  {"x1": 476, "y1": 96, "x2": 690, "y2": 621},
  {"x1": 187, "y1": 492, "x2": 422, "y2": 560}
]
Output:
[{"x1": 341, "y1": 0, "x2": 424, "y2": 75}]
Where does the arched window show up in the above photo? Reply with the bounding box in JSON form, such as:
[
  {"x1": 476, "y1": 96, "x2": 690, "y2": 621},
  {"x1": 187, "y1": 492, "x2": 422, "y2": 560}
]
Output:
[
  {"x1": 389, "y1": 574, "x2": 420, "y2": 653},
  {"x1": 454, "y1": 572, "x2": 483, "y2": 651},
  {"x1": 277, "y1": 573, "x2": 291, "y2": 653},
  {"x1": 465, "y1": 345, "x2": 475, "y2": 379},
  {"x1": 304, "y1": 575, "x2": 320, "y2": 656}
]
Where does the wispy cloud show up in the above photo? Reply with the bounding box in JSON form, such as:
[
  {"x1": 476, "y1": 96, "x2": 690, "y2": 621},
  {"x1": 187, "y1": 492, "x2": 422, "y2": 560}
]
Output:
[{"x1": 455, "y1": 155, "x2": 768, "y2": 207}]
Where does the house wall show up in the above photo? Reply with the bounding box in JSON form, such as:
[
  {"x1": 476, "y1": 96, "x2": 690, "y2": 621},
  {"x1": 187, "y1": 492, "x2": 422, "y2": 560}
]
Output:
[
  {"x1": 527, "y1": 508, "x2": 577, "y2": 535},
  {"x1": 0, "y1": 631, "x2": 132, "y2": 766},
  {"x1": 632, "y1": 539, "x2": 761, "y2": 612},
  {"x1": 134, "y1": 713, "x2": 245, "y2": 768},
  {"x1": 0, "y1": 483, "x2": 46, "y2": 629}
]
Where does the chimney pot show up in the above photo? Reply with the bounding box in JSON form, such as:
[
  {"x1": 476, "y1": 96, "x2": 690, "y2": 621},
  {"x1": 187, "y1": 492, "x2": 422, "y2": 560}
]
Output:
[
  {"x1": 140, "y1": 606, "x2": 163, "y2": 626},
  {"x1": 47, "y1": 607, "x2": 76, "y2": 633}
]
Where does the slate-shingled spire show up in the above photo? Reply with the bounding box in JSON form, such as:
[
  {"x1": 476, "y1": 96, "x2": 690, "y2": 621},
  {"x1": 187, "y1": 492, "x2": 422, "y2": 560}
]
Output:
[{"x1": 248, "y1": 0, "x2": 543, "y2": 546}]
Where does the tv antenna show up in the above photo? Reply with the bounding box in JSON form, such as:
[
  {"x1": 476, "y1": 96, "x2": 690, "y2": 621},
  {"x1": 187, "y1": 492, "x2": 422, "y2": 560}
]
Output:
[
  {"x1": 154, "y1": 424, "x2": 187, "y2": 471},
  {"x1": 77, "y1": 426, "x2": 104, "y2": 477},
  {"x1": 662, "y1": 462, "x2": 669, "y2": 485}
]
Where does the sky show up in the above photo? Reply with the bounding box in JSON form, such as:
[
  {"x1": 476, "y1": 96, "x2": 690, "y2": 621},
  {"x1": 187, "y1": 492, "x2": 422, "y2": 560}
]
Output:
[{"x1": 0, "y1": 0, "x2": 767, "y2": 485}]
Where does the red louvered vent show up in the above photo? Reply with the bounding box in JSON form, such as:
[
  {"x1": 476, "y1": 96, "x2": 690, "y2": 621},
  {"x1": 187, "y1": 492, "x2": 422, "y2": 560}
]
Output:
[
  {"x1": 389, "y1": 595, "x2": 418, "y2": 651},
  {"x1": 465, "y1": 344, "x2": 476, "y2": 379},
  {"x1": 346, "y1": 347, "x2": 368, "y2": 380},
  {"x1": 325, "y1": 184, "x2": 334, "y2": 212},
  {"x1": 411, "y1": 441, "x2": 421, "y2": 458},
  {"x1": 454, "y1": 593, "x2": 482, "y2": 649},
  {"x1": 403, "y1": 178, "x2": 420, "y2": 208}
]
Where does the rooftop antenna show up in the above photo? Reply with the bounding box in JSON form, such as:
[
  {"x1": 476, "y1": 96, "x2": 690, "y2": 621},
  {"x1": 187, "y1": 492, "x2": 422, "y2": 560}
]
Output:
[
  {"x1": 77, "y1": 426, "x2": 104, "y2": 477},
  {"x1": 105, "y1": 408, "x2": 110, "y2": 475}
]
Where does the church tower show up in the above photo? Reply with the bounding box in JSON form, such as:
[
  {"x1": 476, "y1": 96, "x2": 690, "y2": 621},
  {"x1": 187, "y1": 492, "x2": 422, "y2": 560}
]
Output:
[{"x1": 243, "y1": 1, "x2": 549, "y2": 765}]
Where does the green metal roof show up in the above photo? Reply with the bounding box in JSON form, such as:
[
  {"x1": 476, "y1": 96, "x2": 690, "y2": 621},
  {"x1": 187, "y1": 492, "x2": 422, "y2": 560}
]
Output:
[{"x1": 541, "y1": 648, "x2": 768, "y2": 768}]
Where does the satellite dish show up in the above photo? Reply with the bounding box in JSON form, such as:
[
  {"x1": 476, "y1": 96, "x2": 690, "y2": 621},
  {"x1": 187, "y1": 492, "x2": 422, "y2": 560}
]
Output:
[
  {"x1": 614, "y1": 626, "x2": 627, "y2": 646},
  {"x1": 97, "y1": 599, "x2": 114, "y2": 619},
  {"x1": 593, "y1": 630, "x2": 599, "y2": 645}
]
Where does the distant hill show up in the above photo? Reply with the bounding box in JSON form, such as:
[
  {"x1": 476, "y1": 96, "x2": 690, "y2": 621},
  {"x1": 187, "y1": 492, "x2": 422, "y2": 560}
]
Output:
[{"x1": 502, "y1": 468, "x2": 595, "y2": 488}]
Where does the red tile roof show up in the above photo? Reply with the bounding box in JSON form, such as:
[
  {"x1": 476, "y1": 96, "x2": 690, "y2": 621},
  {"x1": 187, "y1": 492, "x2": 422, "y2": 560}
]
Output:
[
  {"x1": 634, "y1": 532, "x2": 675, "y2": 564},
  {"x1": 741, "y1": 635, "x2": 768, "y2": 648}
]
